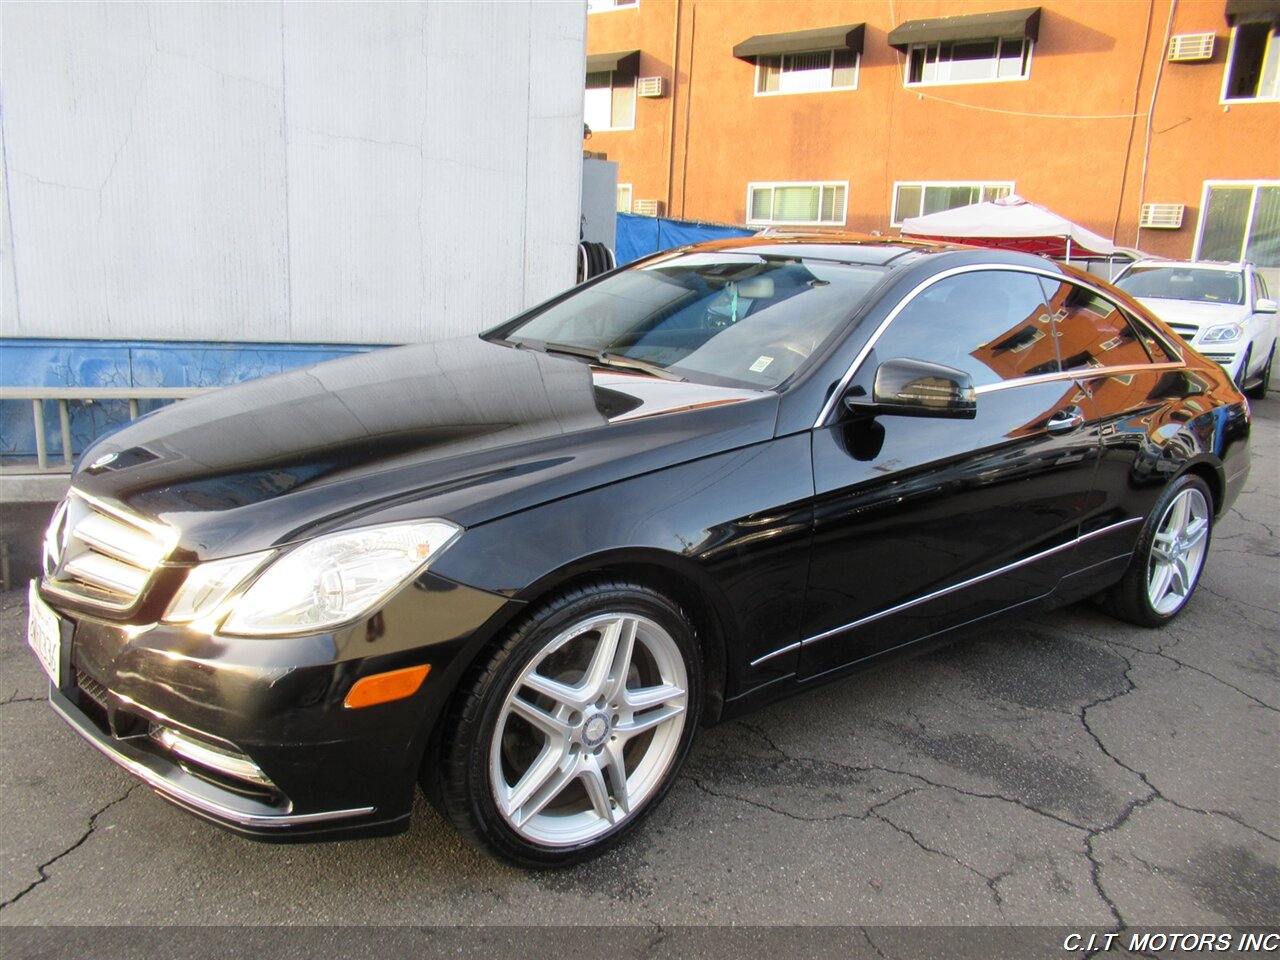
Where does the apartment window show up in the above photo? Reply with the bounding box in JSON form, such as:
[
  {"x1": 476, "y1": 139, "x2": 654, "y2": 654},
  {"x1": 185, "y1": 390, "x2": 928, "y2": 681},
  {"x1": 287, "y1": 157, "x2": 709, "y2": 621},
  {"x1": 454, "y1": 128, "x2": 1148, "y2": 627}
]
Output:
[
  {"x1": 1223, "y1": 21, "x2": 1280, "y2": 100},
  {"x1": 587, "y1": 0, "x2": 637, "y2": 12},
  {"x1": 1196, "y1": 182, "x2": 1280, "y2": 268},
  {"x1": 756, "y1": 49, "x2": 858, "y2": 94},
  {"x1": 906, "y1": 36, "x2": 1032, "y2": 85},
  {"x1": 748, "y1": 182, "x2": 847, "y2": 225},
  {"x1": 585, "y1": 71, "x2": 636, "y2": 132},
  {"x1": 892, "y1": 182, "x2": 1014, "y2": 225},
  {"x1": 617, "y1": 184, "x2": 633, "y2": 213}
]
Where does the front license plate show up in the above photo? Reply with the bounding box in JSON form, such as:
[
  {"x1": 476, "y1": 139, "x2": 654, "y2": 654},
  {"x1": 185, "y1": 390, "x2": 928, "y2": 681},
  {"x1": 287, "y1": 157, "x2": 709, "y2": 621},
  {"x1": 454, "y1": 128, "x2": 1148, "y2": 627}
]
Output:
[{"x1": 27, "y1": 581, "x2": 61, "y2": 686}]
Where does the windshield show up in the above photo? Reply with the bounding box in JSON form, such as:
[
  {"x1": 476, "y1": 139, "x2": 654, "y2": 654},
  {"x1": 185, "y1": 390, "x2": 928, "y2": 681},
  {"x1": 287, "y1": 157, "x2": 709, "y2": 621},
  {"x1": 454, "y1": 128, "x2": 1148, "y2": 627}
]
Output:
[
  {"x1": 1115, "y1": 267, "x2": 1244, "y2": 305},
  {"x1": 493, "y1": 252, "x2": 887, "y2": 388}
]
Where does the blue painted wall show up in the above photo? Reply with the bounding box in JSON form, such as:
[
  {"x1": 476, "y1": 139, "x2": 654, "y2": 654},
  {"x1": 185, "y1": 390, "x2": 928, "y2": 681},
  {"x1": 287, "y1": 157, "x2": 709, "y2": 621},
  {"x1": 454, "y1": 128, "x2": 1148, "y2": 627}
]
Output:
[{"x1": 0, "y1": 339, "x2": 382, "y2": 464}]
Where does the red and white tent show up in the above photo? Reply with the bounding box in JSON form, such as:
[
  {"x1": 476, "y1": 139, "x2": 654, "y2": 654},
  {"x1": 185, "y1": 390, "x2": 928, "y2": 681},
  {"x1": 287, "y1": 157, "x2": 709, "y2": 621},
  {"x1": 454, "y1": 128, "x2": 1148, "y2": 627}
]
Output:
[{"x1": 900, "y1": 194, "x2": 1123, "y2": 260}]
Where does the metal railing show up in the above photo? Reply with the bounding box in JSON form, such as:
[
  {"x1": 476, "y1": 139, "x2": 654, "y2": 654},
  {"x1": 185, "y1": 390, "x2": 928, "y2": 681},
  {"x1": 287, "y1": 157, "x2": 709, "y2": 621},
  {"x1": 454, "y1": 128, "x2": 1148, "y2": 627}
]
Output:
[{"x1": 0, "y1": 386, "x2": 210, "y2": 472}]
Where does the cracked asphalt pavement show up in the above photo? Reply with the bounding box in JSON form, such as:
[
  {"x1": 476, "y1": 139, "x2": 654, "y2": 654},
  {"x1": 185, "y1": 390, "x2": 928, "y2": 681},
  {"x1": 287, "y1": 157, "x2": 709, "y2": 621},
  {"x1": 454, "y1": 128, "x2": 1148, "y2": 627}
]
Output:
[{"x1": 1, "y1": 397, "x2": 1276, "y2": 930}]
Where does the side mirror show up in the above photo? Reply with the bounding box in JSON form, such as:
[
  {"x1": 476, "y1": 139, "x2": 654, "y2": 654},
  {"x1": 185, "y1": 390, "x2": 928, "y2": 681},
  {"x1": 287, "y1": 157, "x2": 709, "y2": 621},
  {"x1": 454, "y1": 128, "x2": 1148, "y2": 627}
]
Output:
[
  {"x1": 1255, "y1": 297, "x2": 1278, "y2": 314},
  {"x1": 844, "y1": 358, "x2": 977, "y2": 420}
]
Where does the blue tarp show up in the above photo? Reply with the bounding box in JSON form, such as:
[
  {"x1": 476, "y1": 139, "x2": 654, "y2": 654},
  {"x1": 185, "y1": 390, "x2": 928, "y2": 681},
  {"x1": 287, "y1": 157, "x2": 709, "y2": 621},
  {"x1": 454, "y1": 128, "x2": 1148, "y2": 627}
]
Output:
[{"x1": 616, "y1": 213, "x2": 754, "y2": 266}]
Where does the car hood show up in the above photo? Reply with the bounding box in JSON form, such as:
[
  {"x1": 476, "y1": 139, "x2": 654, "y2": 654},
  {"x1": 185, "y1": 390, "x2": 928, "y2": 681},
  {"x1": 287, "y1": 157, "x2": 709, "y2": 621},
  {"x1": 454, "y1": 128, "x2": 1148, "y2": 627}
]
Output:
[
  {"x1": 1133, "y1": 298, "x2": 1250, "y2": 330},
  {"x1": 72, "y1": 337, "x2": 776, "y2": 561}
]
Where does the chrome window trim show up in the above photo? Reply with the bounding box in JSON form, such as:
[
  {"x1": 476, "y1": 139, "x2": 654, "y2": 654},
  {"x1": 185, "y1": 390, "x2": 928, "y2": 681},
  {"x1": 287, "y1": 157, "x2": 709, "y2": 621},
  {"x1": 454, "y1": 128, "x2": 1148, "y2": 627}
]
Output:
[
  {"x1": 812, "y1": 263, "x2": 1186, "y2": 428},
  {"x1": 972, "y1": 361, "x2": 1186, "y2": 395},
  {"x1": 749, "y1": 516, "x2": 1144, "y2": 668}
]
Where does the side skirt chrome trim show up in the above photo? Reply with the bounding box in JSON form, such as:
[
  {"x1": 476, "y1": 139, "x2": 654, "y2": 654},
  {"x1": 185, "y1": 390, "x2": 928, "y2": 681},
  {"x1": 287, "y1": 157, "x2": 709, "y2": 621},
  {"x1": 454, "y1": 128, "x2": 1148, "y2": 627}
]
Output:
[
  {"x1": 749, "y1": 516, "x2": 1144, "y2": 668},
  {"x1": 748, "y1": 640, "x2": 802, "y2": 668}
]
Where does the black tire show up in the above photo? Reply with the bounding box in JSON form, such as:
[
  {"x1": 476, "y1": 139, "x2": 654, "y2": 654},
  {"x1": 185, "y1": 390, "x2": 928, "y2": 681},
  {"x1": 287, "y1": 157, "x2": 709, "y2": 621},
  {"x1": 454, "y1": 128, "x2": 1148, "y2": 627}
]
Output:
[
  {"x1": 433, "y1": 580, "x2": 703, "y2": 867},
  {"x1": 1245, "y1": 344, "x2": 1273, "y2": 400},
  {"x1": 1100, "y1": 474, "x2": 1214, "y2": 628}
]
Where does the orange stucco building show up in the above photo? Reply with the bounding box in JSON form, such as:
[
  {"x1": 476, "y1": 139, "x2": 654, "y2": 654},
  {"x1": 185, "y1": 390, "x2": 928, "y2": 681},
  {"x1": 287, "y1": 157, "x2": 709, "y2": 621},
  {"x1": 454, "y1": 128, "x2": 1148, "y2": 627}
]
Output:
[{"x1": 585, "y1": 0, "x2": 1279, "y2": 265}]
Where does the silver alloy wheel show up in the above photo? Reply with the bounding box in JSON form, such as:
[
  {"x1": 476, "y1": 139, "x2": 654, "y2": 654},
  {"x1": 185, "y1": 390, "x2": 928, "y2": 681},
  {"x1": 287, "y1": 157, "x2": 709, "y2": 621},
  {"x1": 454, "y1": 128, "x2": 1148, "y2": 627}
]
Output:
[
  {"x1": 1146, "y1": 487, "x2": 1210, "y2": 616},
  {"x1": 489, "y1": 612, "x2": 689, "y2": 847}
]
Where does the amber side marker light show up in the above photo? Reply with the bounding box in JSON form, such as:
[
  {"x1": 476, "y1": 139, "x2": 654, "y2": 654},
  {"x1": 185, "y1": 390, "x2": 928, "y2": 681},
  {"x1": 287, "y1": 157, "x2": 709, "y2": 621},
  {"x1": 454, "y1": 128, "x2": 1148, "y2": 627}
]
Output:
[{"x1": 344, "y1": 664, "x2": 431, "y2": 709}]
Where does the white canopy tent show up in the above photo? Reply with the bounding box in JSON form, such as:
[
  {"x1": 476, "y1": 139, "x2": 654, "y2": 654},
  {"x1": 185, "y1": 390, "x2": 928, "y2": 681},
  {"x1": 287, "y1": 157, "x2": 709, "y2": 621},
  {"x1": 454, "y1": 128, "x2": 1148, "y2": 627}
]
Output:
[{"x1": 900, "y1": 194, "x2": 1127, "y2": 261}]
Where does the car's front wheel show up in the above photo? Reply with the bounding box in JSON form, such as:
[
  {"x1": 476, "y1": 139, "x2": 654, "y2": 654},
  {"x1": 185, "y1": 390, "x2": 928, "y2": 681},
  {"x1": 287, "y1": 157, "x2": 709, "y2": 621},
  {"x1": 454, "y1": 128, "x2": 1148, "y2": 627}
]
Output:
[
  {"x1": 1101, "y1": 474, "x2": 1213, "y2": 627},
  {"x1": 1245, "y1": 344, "x2": 1273, "y2": 400},
  {"x1": 435, "y1": 581, "x2": 702, "y2": 867},
  {"x1": 1234, "y1": 347, "x2": 1252, "y2": 392}
]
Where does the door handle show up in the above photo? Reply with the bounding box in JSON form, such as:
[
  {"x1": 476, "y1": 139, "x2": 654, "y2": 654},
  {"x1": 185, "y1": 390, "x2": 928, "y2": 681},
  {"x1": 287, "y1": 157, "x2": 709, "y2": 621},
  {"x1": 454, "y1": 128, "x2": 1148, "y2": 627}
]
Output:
[{"x1": 1046, "y1": 405, "x2": 1086, "y2": 434}]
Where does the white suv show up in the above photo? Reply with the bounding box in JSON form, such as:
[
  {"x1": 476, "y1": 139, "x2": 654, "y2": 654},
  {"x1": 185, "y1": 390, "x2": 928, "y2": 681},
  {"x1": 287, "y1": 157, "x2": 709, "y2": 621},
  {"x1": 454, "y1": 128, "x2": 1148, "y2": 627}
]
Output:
[{"x1": 1114, "y1": 260, "x2": 1277, "y2": 399}]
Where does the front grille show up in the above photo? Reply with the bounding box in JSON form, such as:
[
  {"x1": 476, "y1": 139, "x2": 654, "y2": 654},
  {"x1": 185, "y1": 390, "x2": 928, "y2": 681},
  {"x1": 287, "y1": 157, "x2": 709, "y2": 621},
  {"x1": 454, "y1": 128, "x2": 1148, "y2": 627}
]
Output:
[
  {"x1": 73, "y1": 669, "x2": 109, "y2": 710},
  {"x1": 1202, "y1": 353, "x2": 1235, "y2": 364},
  {"x1": 43, "y1": 492, "x2": 174, "y2": 612},
  {"x1": 1166, "y1": 323, "x2": 1197, "y2": 343}
]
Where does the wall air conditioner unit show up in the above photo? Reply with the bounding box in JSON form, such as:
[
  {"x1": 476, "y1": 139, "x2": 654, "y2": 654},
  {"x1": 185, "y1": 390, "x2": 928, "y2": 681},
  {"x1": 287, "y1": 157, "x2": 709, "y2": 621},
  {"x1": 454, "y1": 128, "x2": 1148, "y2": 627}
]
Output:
[
  {"x1": 1168, "y1": 33, "x2": 1215, "y2": 62},
  {"x1": 634, "y1": 199, "x2": 664, "y2": 217},
  {"x1": 637, "y1": 76, "x2": 665, "y2": 98},
  {"x1": 1140, "y1": 203, "x2": 1185, "y2": 229}
]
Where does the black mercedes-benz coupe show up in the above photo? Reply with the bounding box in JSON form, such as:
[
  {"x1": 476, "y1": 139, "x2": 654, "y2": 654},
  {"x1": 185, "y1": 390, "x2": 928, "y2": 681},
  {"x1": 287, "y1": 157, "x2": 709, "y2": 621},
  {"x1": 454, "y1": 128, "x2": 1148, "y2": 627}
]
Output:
[{"x1": 29, "y1": 237, "x2": 1251, "y2": 866}]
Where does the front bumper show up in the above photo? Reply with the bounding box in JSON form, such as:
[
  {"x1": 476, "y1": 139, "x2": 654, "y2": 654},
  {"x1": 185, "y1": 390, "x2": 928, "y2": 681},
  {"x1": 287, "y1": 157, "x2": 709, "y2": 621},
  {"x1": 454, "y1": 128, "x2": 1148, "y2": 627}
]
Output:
[
  {"x1": 38, "y1": 570, "x2": 511, "y2": 840},
  {"x1": 50, "y1": 685, "x2": 382, "y2": 832},
  {"x1": 1197, "y1": 347, "x2": 1243, "y2": 381}
]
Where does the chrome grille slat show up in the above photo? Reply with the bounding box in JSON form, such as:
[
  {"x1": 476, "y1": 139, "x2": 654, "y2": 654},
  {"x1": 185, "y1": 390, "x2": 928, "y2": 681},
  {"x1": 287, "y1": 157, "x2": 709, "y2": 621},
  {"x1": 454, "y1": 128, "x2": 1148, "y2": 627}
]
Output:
[
  {"x1": 62, "y1": 552, "x2": 151, "y2": 596},
  {"x1": 72, "y1": 512, "x2": 167, "y2": 568},
  {"x1": 43, "y1": 492, "x2": 172, "y2": 611}
]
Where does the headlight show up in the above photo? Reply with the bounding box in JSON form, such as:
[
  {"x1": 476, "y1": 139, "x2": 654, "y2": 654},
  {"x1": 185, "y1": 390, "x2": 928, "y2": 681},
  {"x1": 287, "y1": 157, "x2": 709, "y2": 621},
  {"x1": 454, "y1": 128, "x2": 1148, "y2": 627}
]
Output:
[
  {"x1": 162, "y1": 520, "x2": 460, "y2": 637},
  {"x1": 217, "y1": 520, "x2": 462, "y2": 637},
  {"x1": 164, "y1": 551, "x2": 274, "y2": 623},
  {"x1": 1201, "y1": 323, "x2": 1242, "y2": 343}
]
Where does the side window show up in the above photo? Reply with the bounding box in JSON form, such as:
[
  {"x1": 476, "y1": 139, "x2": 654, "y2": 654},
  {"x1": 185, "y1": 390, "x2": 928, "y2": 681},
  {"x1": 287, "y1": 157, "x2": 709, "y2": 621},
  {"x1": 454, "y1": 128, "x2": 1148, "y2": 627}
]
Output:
[
  {"x1": 872, "y1": 270, "x2": 1058, "y2": 387},
  {"x1": 1039, "y1": 278, "x2": 1157, "y2": 368}
]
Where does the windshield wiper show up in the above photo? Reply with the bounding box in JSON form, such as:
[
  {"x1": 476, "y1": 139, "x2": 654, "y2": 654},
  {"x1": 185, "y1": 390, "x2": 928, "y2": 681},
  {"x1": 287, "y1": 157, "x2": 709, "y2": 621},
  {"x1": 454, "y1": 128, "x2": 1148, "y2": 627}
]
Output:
[
  {"x1": 513, "y1": 339, "x2": 686, "y2": 382},
  {"x1": 595, "y1": 352, "x2": 686, "y2": 382}
]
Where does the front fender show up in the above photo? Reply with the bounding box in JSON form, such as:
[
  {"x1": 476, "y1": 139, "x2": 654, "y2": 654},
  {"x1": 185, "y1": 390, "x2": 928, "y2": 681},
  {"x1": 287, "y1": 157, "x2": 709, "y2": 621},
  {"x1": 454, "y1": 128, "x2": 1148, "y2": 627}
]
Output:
[{"x1": 429, "y1": 434, "x2": 816, "y2": 699}]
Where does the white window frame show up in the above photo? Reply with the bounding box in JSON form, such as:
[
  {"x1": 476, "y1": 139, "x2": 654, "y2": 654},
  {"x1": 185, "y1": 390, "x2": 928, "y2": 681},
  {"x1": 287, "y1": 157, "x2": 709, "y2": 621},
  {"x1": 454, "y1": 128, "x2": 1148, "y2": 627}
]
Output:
[
  {"x1": 891, "y1": 180, "x2": 1015, "y2": 226},
  {"x1": 903, "y1": 37, "x2": 1034, "y2": 87},
  {"x1": 587, "y1": 0, "x2": 638, "y2": 14},
  {"x1": 617, "y1": 183, "x2": 633, "y2": 213},
  {"x1": 1193, "y1": 179, "x2": 1280, "y2": 264},
  {"x1": 746, "y1": 181, "x2": 849, "y2": 226},
  {"x1": 584, "y1": 70, "x2": 637, "y2": 133},
  {"x1": 754, "y1": 49, "x2": 859, "y2": 96},
  {"x1": 1219, "y1": 21, "x2": 1280, "y2": 103}
]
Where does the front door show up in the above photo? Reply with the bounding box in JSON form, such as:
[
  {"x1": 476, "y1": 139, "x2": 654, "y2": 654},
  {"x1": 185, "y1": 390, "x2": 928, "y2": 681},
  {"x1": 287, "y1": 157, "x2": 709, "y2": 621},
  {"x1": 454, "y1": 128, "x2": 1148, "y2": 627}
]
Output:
[{"x1": 799, "y1": 267, "x2": 1103, "y2": 679}]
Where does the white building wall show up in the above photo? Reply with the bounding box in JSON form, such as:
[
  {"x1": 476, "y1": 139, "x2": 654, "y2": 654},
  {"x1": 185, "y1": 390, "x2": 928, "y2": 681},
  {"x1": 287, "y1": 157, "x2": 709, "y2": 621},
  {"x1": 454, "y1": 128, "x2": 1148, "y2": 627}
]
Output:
[{"x1": 0, "y1": 1, "x2": 585, "y2": 344}]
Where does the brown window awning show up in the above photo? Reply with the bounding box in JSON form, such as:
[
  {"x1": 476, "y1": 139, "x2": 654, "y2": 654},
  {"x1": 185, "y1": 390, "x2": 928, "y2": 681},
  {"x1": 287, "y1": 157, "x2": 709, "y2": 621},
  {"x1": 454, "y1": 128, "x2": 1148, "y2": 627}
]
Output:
[
  {"x1": 586, "y1": 50, "x2": 640, "y2": 75},
  {"x1": 1225, "y1": 0, "x2": 1280, "y2": 24},
  {"x1": 887, "y1": 7, "x2": 1041, "y2": 50},
  {"x1": 733, "y1": 24, "x2": 865, "y2": 62}
]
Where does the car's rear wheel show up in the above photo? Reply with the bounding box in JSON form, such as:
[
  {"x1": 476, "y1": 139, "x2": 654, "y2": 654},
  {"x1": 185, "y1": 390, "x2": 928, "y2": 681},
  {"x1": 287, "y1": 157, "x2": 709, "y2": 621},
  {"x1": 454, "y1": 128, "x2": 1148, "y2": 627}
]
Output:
[
  {"x1": 1245, "y1": 344, "x2": 1273, "y2": 400},
  {"x1": 435, "y1": 581, "x2": 702, "y2": 867},
  {"x1": 1101, "y1": 474, "x2": 1213, "y2": 627}
]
